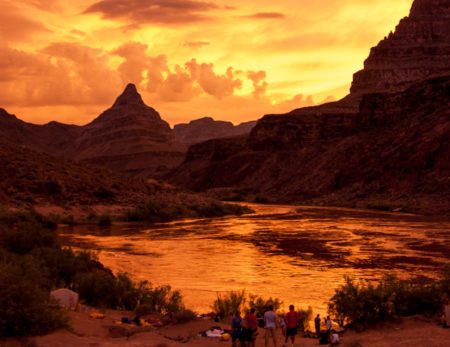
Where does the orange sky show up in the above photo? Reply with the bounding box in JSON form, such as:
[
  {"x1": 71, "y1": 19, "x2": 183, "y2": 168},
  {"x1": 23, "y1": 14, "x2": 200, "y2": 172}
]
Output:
[{"x1": 1, "y1": 0, "x2": 413, "y2": 126}]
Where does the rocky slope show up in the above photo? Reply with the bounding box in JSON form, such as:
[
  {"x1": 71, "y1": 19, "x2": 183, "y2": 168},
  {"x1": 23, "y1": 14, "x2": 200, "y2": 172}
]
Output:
[
  {"x1": 169, "y1": 0, "x2": 450, "y2": 214},
  {"x1": 173, "y1": 117, "x2": 256, "y2": 145},
  {"x1": 0, "y1": 84, "x2": 186, "y2": 177},
  {"x1": 0, "y1": 108, "x2": 80, "y2": 156},
  {"x1": 0, "y1": 137, "x2": 249, "y2": 220},
  {"x1": 0, "y1": 137, "x2": 153, "y2": 208}
]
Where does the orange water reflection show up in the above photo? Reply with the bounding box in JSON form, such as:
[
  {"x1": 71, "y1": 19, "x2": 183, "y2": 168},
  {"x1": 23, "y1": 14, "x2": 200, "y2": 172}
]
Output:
[{"x1": 58, "y1": 204, "x2": 450, "y2": 316}]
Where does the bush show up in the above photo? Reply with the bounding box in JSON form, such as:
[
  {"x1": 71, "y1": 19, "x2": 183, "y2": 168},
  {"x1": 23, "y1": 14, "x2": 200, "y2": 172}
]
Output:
[
  {"x1": 297, "y1": 306, "x2": 313, "y2": 331},
  {"x1": 74, "y1": 272, "x2": 116, "y2": 308},
  {"x1": 123, "y1": 201, "x2": 185, "y2": 222},
  {"x1": 328, "y1": 274, "x2": 449, "y2": 328},
  {"x1": 136, "y1": 284, "x2": 185, "y2": 315},
  {"x1": 191, "y1": 202, "x2": 253, "y2": 218},
  {"x1": 124, "y1": 200, "x2": 253, "y2": 222},
  {"x1": 0, "y1": 212, "x2": 58, "y2": 254},
  {"x1": 247, "y1": 294, "x2": 283, "y2": 317},
  {"x1": 0, "y1": 261, "x2": 67, "y2": 337},
  {"x1": 212, "y1": 290, "x2": 247, "y2": 318},
  {"x1": 0, "y1": 210, "x2": 188, "y2": 337}
]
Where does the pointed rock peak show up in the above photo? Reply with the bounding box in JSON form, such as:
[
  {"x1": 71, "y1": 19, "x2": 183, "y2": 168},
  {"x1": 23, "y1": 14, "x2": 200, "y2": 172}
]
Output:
[{"x1": 113, "y1": 83, "x2": 145, "y2": 107}]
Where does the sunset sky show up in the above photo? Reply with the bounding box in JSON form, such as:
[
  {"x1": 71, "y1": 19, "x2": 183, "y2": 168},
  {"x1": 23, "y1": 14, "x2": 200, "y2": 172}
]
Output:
[{"x1": 1, "y1": 0, "x2": 413, "y2": 125}]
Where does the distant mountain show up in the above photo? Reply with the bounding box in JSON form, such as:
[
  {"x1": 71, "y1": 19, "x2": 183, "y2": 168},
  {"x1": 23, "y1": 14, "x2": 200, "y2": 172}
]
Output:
[
  {"x1": 0, "y1": 108, "x2": 80, "y2": 156},
  {"x1": 72, "y1": 84, "x2": 186, "y2": 177},
  {"x1": 173, "y1": 117, "x2": 256, "y2": 145},
  {"x1": 169, "y1": 0, "x2": 450, "y2": 214},
  {"x1": 0, "y1": 84, "x2": 186, "y2": 177}
]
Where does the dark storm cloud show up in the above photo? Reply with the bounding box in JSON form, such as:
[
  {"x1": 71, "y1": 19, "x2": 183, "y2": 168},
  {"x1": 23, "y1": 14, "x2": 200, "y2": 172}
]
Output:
[{"x1": 84, "y1": 0, "x2": 224, "y2": 25}]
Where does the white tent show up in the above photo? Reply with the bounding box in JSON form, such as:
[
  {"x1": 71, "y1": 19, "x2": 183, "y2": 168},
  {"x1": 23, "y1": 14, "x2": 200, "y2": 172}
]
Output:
[{"x1": 50, "y1": 288, "x2": 79, "y2": 310}]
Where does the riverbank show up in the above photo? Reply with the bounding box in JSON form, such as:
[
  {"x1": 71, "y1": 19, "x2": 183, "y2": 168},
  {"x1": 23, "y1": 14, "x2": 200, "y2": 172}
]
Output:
[{"x1": 2, "y1": 309, "x2": 449, "y2": 347}]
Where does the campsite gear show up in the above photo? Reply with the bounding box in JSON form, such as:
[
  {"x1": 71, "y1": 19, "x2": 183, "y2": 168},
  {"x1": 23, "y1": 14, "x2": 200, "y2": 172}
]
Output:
[
  {"x1": 89, "y1": 311, "x2": 105, "y2": 319},
  {"x1": 205, "y1": 329, "x2": 224, "y2": 338},
  {"x1": 50, "y1": 288, "x2": 79, "y2": 310},
  {"x1": 221, "y1": 333, "x2": 231, "y2": 341}
]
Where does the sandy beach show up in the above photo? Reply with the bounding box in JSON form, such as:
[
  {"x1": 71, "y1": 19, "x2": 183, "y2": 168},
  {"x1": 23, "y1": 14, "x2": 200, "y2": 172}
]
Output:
[{"x1": 1, "y1": 308, "x2": 449, "y2": 347}]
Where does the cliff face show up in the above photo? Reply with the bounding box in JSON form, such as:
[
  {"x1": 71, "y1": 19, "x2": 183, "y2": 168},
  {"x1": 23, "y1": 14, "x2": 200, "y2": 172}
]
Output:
[
  {"x1": 173, "y1": 117, "x2": 256, "y2": 146},
  {"x1": 0, "y1": 85, "x2": 186, "y2": 177},
  {"x1": 168, "y1": 0, "x2": 450, "y2": 213},
  {"x1": 351, "y1": 0, "x2": 450, "y2": 94},
  {"x1": 171, "y1": 76, "x2": 450, "y2": 213}
]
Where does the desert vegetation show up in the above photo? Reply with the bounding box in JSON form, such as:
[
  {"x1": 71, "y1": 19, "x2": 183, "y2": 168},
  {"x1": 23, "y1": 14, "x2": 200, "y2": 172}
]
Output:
[
  {"x1": 328, "y1": 271, "x2": 450, "y2": 329},
  {"x1": 0, "y1": 210, "x2": 187, "y2": 337},
  {"x1": 123, "y1": 200, "x2": 252, "y2": 222},
  {"x1": 212, "y1": 290, "x2": 283, "y2": 318}
]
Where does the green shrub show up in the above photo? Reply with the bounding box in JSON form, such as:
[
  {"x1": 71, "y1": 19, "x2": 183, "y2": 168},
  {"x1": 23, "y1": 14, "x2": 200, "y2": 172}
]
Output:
[
  {"x1": 124, "y1": 201, "x2": 184, "y2": 222},
  {"x1": 328, "y1": 274, "x2": 449, "y2": 328},
  {"x1": 191, "y1": 202, "x2": 252, "y2": 218},
  {"x1": 212, "y1": 290, "x2": 247, "y2": 318},
  {"x1": 74, "y1": 271, "x2": 116, "y2": 308},
  {"x1": 247, "y1": 294, "x2": 283, "y2": 317},
  {"x1": 0, "y1": 213, "x2": 58, "y2": 254},
  {"x1": 0, "y1": 210, "x2": 188, "y2": 337},
  {"x1": 297, "y1": 306, "x2": 313, "y2": 331},
  {"x1": 138, "y1": 284, "x2": 185, "y2": 314},
  {"x1": 0, "y1": 261, "x2": 67, "y2": 337}
]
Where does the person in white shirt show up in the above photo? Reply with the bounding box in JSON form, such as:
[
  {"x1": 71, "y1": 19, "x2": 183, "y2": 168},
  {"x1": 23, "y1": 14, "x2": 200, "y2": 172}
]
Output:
[
  {"x1": 264, "y1": 305, "x2": 278, "y2": 347},
  {"x1": 326, "y1": 316, "x2": 332, "y2": 333},
  {"x1": 330, "y1": 330, "x2": 340, "y2": 345}
]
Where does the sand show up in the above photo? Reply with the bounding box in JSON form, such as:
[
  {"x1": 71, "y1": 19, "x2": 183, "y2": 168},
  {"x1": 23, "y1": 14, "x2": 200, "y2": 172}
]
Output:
[{"x1": 1, "y1": 308, "x2": 449, "y2": 347}]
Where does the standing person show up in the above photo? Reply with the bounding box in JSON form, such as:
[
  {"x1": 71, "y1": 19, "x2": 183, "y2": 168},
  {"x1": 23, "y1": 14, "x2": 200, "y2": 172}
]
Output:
[
  {"x1": 246, "y1": 308, "x2": 258, "y2": 347},
  {"x1": 314, "y1": 314, "x2": 321, "y2": 337},
  {"x1": 264, "y1": 305, "x2": 278, "y2": 347},
  {"x1": 279, "y1": 314, "x2": 286, "y2": 339},
  {"x1": 326, "y1": 316, "x2": 332, "y2": 334},
  {"x1": 284, "y1": 305, "x2": 298, "y2": 347},
  {"x1": 231, "y1": 311, "x2": 243, "y2": 347}
]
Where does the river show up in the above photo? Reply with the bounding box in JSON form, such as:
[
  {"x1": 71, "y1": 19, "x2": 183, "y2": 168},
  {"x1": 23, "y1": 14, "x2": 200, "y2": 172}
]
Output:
[{"x1": 58, "y1": 204, "x2": 450, "y2": 315}]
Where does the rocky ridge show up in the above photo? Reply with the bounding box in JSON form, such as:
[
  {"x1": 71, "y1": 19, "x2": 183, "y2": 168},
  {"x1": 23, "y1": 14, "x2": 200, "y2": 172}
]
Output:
[
  {"x1": 173, "y1": 117, "x2": 256, "y2": 146},
  {"x1": 0, "y1": 84, "x2": 186, "y2": 177}
]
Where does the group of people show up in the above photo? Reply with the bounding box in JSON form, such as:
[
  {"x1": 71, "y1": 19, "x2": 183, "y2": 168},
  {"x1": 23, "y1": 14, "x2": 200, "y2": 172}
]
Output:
[{"x1": 230, "y1": 305, "x2": 340, "y2": 347}]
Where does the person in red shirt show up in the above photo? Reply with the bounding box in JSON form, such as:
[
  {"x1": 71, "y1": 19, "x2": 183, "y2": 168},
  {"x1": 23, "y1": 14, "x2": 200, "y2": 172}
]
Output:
[
  {"x1": 284, "y1": 305, "x2": 298, "y2": 347},
  {"x1": 245, "y1": 308, "x2": 258, "y2": 347}
]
